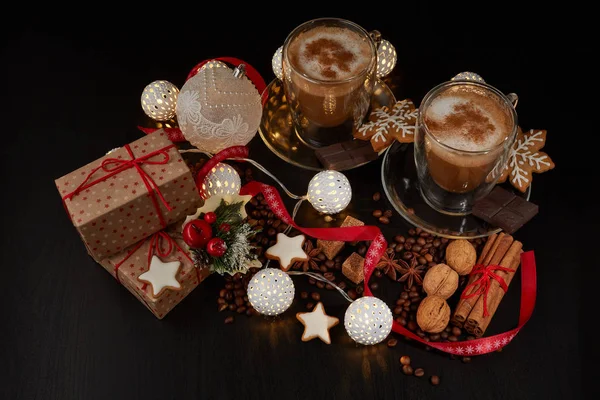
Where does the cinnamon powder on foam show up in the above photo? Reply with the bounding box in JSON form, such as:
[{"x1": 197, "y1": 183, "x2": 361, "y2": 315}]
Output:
[
  {"x1": 303, "y1": 38, "x2": 355, "y2": 80},
  {"x1": 426, "y1": 102, "x2": 496, "y2": 145}
]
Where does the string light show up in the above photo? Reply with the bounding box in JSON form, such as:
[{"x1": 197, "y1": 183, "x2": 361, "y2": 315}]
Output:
[
  {"x1": 451, "y1": 71, "x2": 485, "y2": 83},
  {"x1": 376, "y1": 39, "x2": 397, "y2": 78},
  {"x1": 247, "y1": 268, "x2": 295, "y2": 316},
  {"x1": 199, "y1": 162, "x2": 241, "y2": 199},
  {"x1": 307, "y1": 170, "x2": 352, "y2": 214},
  {"x1": 272, "y1": 46, "x2": 283, "y2": 80},
  {"x1": 141, "y1": 80, "x2": 179, "y2": 121},
  {"x1": 344, "y1": 296, "x2": 393, "y2": 345}
]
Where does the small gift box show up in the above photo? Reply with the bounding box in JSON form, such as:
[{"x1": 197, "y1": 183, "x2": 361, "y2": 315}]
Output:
[
  {"x1": 99, "y1": 224, "x2": 210, "y2": 319},
  {"x1": 55, "y1": 130, "x2": 202, "y2": 261}
]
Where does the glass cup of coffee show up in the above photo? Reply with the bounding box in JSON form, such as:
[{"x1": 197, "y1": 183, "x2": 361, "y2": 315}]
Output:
[
  {"x1": 282, "y1": 18, "x2": 378, "y2": 148},
  {"x1": 414, "y1": 80, "x2": 518, "y2": 215}
]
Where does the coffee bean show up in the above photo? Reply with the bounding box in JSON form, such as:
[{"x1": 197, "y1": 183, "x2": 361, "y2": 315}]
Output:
[
  {"x1": 378, "y1": 216, "x2": 390, "y2": 224},
  {"x1": 400, "y1": 292, "x2": 409, "y2": 300},
  {"x1": 409, "y1": 291, "x2": 419, "y2": 299},
  {"x1": 400, "y1": 355, "x2": 411, "y2": 365},
  {"x1": 374, "y1": 269, "x2": 383, "y2": 278},
  {"x1": 462, "y1": 357, "x2": 472, "y2": 363},
  {"x1": 448, "y1": 335, "x2": 458, "y2": 342},
  {"x1": 224, "y1": 316, "x2": 234, "y2": 324},
  {"x1": 356, "y1": 285, "x2": 363, "y2": 294},
  {"x1": 407, "y1": 321, "x2": 418, "y2": 331},
  {"x1": 246, "y1": 308, "x2": 255, "y2": 316},
  {"x1": 372, "y1": 210, "x2": 383, "y2": 218},
  {"x1": 396, "y1": 298, "x2": 405, "y2": 306},
  {"x1": 319, "y1": 265, "x2": 328, "y2": 273},
  {"x1": 326, "y1": 284, "x2": 334, "y2": 290},
  {"x1": 272, "y1": 220, "x2": 281, "y2": 229},
  {"x1": 402, "y1": 365, "x2": 414, "y2": 375},
  {"x1": 397, "y1": 317, "x2": 407, "y2": 326},
  {"x1": 387, "y1": 338, "x2": 398, "y2": 348},
  {"x1": 317, "y1": 253, "x2": 327, "y2": 261},
  {"x1": 219, "y1": 289, "x2": 228, "y2": 298},
  {"x1": 410, "y1": 304, "x2": 418, "y2": 311},
  {"x1": 428, "y1": 261, "x2": 437, "y2": 268},
  {"x1": 386, "y1": 247, "x2": 395, "y2": 255},
  {"x1": 406, "y1": 237, "x2": 416, "y2": 245},
  {"x1": 414, "y1": 368, "x2": 425, "y2": 377},
  {"x1": 466, "y1": 336, "x2": 476, "y2": 341},
  {"x1": 420, "y1": 248, "x2": 429, "y2": 256},
  {"x1": 418, "y1": 256, "x2": 427, "y2": 265},
  {"x1": 325, "y1": 260, "x2": 335, "y2": 269},
  {"x1": 237, "y1": 306, "x2": 247, "y2": 314},
  {"x1": 384, "y1": 210, "x2": 393, "y2": 218},
  {"x1": 311, "y1": 292, "x2": 321, "y2": 301},
  {"x1": 445, "y1": 326, "x2": 452, "y2": 333},
  {"x1": 308, "y1": 278, "x2": 316, "y2": 285},
  {"x1": 408, "y1": 228, "x2": 416, "y2": 236},
  {"x1": 394, "y1": 235, "x2": 406, "y2": 243},
  {"x1": 441, "y1": 332, "x2": 448, "y2": 339},
  {"x1": 316, "y1": 282, "x2": 325, "y2": 289},
  {"x1": 266, "y1": 219, "x2": 273, "y2": 226},
  {"x1": 394, "y1": 306, "x2": 403, "y2": 315},
  {"x1": 425, "y1": 254, "x2": 433, "y2": 262},
  {"x1": 430, "y1": 333, "x2": 440, "y2": 341},
  {"x1": 395, "y1": 243, "x2": 404, "y2": 252},
  {"x1": 424, "y1": 243, "x2": 432, "y2": 249},
  {"x1": 404, "y1": 243, "x2": 412, "y2": 251},
  {"x1": 300, "y1": 291, "x2": 309, "y2": 299},
  {"x1": 357, "y1": 245, "x2": 367, "y2": 256},
  {"x1": 417, "y1": 237, "x2": 426, "y2": 246},
  {"x1": 235, "y1": 297, "x2": 244, "y2": 307},
  {"x1": 250, "y1": 198, "x2": 259, "y2": 206},
  {"x1": 412, "y1": 245, "x2": 422, "y2": 252},
  {"x1": 217, "y1": 298, "x2": 226, "y2": 305},
  {"x1": 373, "y1": 192, "x2": 381, "y2": 201},
  {"x1": 324, "y1": 272, "x2": 335, "y2": 281},
  {"x1": 261, "y1": 237, "x2": 269, "y2": 246},
  {"x1": 433, "y1": 239, "x2": 441, "y2": 247},
  {"x1": 347, "y1": 289, "x2": 357, "y2": 300},
  {"x1": 338, "y1": 281, "x2": 346, "y2": 290},
  {"x1": 430, "y1": 375, "x2": 440, "y2": 386},
  {"x1": 402, "y1": 252, "x2": 413, "y2": 260},
  {"x1": 416, "y1": 329, "x2": 425, "y2": 338},
  {"x1": 218, "y1": 304, "x2": 228, "y2": 312},
  {"x1": 225, "y1": 292, "x2": 233, "y2": 301},
  {"x1": 441, "y1": 238, "x2": 449, "y2": 244},
  {"x1": 452, "y1": 327, "x2": 462, "y2": 336},
  {"x1": 306, "y1": 302, "x2": 314, "y2": 310},
  {"x1": 234, "y1": 289, "x2": 245, "y2": 297},
  {"x1": 370, "y1": 282, "x2": 379, "y2": 290},
  {"x1": 267, "y1": 228, "x2": 276, "y2": 236}
]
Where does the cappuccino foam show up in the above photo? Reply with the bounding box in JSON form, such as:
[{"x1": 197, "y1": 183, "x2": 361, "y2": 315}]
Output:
[
  {"x1": 424, "y1": 86, "x2": 512, "y2": 152},
  {"x1": 288, "y1": 26, "x2": 372, "y2": 81}
]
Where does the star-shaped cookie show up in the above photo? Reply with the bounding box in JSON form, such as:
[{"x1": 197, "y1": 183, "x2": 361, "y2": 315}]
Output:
[
  {"x1": 138, "y1": 255, "x2": 181, "y2": 298},
  {"x1": 265, "y1": 233, "x2": 308, "y2": 271},
  {"x1": 296, "y1": 302, "x2": 339, "y2": 344}
]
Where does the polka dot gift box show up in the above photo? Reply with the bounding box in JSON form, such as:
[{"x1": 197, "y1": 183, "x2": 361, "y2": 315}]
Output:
[{"x1": 55, "y1": 129, "x2": 202, "y2": 262}]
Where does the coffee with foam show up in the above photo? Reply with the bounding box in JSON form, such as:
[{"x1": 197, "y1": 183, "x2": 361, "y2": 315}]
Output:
[
  {"x1": 288, "y1": 26, "x2": 372, "y2": 82},
  {"x1": 421, "y1": 85, "x2": 514, "y2": 193}
]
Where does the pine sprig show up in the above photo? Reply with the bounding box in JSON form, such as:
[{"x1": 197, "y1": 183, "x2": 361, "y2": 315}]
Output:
[{"x1": 214, "y1": 199, "x2": 244, "y2": 226}]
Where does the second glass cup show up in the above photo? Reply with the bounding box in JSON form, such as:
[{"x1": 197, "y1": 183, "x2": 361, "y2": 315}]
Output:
[{"x1": 282, "y1": 18, "x2": 377, "y2": 148}]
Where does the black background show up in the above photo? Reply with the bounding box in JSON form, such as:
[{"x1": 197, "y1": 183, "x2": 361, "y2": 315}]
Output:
[{"x1": 0, "y1": 6, "x2": 589, "y2": 400}]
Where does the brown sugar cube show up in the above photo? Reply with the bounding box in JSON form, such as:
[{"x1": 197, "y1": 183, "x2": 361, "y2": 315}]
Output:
[
  {"x1": 342, "y1": 252, "x2": 365, "y2": 284},
  {"x1": 317, "y1": 216, "x2": 365, "y2": 259}
]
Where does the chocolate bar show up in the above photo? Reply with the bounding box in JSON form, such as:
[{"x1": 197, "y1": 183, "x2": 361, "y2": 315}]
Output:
[
  {"x1": 315, "y1": 140, "x2": 378, "y2": 170},
  {"x1": 472, "y1": 186, "x2": 538, "y2": 234}
]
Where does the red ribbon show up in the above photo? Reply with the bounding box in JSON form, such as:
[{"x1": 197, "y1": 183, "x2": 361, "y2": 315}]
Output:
[
  {"x1": 201, "y1": 146, "x2": 538, "y2": 356},
  {"x1": 62, "y1": 143, "x2": 174, "y2": 228},
  {"x1": 139, "y1": 57, "x2": 268, "y2": 143},
  {"x1": 113, "y1": 231, "x2": 195, "y2": 285},
  {"x1": 460, "y1": 264, "x2": 515, "y2": 317}
]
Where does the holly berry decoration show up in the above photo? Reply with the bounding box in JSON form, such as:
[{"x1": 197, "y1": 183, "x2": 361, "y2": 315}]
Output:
[
  {"x1": 206, "y1": 238, "x2": 227, "y2": 257},
  {"x1": 219, "y1": 223, "x2": 231, "y2": 233},
  {"x1": 183, "y1": 220, "x2": 213, "y2": 248},
  {"x1": 203, "y1": 212, "x2": 217, "y2": 224}
]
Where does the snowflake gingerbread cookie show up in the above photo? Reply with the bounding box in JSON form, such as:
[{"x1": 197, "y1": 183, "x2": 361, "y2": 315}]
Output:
[
  {"x1": 354, "y1": 99, "x2": 418, "y2": 152},
  {"x1": 497, "y1": 128, "x2": 555, "y2": 192}
]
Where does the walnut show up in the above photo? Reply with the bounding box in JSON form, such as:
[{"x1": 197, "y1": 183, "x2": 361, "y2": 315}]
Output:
[
  {"x1": 445, "y1": 240, "x2": 476, "y2": 275},
  {"x1": 416, "y1": 296, "x2": 451, "y2": 333},
  {"x1": 423, "y1": 264, "x2": 458, "y2": 299}
]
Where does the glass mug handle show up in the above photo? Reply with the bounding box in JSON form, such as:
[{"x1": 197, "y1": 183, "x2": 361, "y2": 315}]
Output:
[{"x1": 506, "y1": 92, "x2": 519, "y2": 108}]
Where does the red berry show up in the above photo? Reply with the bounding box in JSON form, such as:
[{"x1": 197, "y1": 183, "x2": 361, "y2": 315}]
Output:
[
  {"x1": 206, "y1": 238, "x2": 227, "y2": 257},
  {"x1": 203, "y1": 212, "x2": 217, "y2": 224},
  {"x1": 183, "y1": 220, "x2": 213, "y2": 248},
  {"x1": 219, "y1": 223, "x2": 231, "y2": 233}
]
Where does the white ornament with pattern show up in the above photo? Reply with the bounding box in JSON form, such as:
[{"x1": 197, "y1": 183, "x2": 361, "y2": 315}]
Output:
[
  {"x1": 247, "y1": 268, "x2": 295, "y2": 316},
  {"x1": 176, "y1": 65, "x2": 262, "y2": 154},
  {"x1": 307, "y1": 170, "x2": 352, "y2": 214},
  {"x1": 141, "y1": 80, "x2": 179, "y2": 121},
  {"x1": 376, "y1": 39, "x2": 397, "y2": 78},
  {"x1": 199, "y1": 162, "x2": 241, "y2": 199},
  {"x1": 344, "y1": 296, "x2": 393, "y2": 345},
  {"x1": 272, "y1": 46, "x2": 283, "y2": 80}
]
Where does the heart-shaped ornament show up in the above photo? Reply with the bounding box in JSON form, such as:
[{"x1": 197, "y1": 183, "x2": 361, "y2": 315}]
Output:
[{"x1": 176, "y1": 65, "x2": 262, "y2": 154}]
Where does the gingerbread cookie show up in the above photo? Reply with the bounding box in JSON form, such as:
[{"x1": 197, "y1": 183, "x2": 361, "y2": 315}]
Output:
[
  {"x1": 496, "y1": 128, "x2": 555, "y2": 192},
  {"x1": 265, "y1": 233, "x2": 308, "y2": 271},
  {"x1": 138, "y1": 255, "x2": 182, "y2": 298},
  {"x1": 296, "y1": 302, "x2": 339, "y2": 344},
  {"x1": 354, "y1": 99, "x2": 418, "y2": 152}
]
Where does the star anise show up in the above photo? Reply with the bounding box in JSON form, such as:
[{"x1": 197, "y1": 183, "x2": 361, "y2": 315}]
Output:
[
  {"x1": 376, "y1": 252, "x2": 409, "y2": 281},
  {"x1": 397, "y1": 256, "x2": 425, "y2": 289},
  {"x1": 291, "y1": 239, "x2": 321, "y2": 272}
]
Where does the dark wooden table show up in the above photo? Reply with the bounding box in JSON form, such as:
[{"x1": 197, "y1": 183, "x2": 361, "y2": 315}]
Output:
[{"x1": 1, "y1": 9, "x2": 585, "y2": 400}]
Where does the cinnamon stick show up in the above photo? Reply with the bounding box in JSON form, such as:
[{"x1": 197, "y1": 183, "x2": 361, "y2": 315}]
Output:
[
  {"x1": 465, "y1": 241, "x2": 523, "y2": 337},
  {"x1": 451, "y1": 233, "x2": 514, "y2": 327}
]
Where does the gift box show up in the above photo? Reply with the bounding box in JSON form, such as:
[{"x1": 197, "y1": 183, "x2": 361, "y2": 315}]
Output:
[
  {"x1": 99, "y1": 225, "x2": 210, "y2": 319},
  {"x1": 55, "y1": 130, "x2": 202, "y2": 261}
]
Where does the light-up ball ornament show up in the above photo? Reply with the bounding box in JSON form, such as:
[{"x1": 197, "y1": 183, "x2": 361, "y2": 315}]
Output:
[
  {"x1": 141, "y1": 80, "x2": 179, "y2": 121},
  {"x1": 451, "y1": 71, "x2": 485, "y2": 83},
  {"x1": 307, "y1": 170, "x2": 352, "y2": 214},
  {"x1": 272, "y1": 46, "x2": 283, "y2": 80},
  {"x1": 199, "y1": 162, "x2": 241, "y2": 199},
  {"x1": 376, "y1": 39, "x2": 397, "y2": 78},
  {"x1": 176, "y1": 64, "x2": 262, "y2": 154},
  {"x1": 344, "y1": 296, "x2": 393, "y2": 345},
  {"x1": 247, "y1": 268, "x2": 295, "y2": 316}
]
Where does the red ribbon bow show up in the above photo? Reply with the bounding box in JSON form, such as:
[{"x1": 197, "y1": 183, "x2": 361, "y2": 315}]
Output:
[
  {"x1": 460, "y1": 264, "x2": 515, "y2": 317},
  {"x1": 62, "y1": 143, "x2": 175, "y2": 228}
]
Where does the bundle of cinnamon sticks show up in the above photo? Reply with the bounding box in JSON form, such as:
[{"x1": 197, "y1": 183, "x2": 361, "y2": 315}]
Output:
[{"x1": 451, "y1": 233, "x2": 523, "y2": 337}]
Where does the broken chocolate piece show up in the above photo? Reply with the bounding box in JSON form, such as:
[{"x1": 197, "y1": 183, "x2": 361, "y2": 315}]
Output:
[
  {"x1": 315, "y1": 140, "x2": 378, "y2": 170},
  {"x1": 342, "y1": 252, "x2": 365, "y2": 284},
  {"x1": 472, "y1": 186, "x2": 539, "y2": 234}
]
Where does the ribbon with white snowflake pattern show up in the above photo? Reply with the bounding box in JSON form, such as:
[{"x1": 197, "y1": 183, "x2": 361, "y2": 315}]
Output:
[{"x1": 199, "y1": 146, "x2": 538, "y2": 356}]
